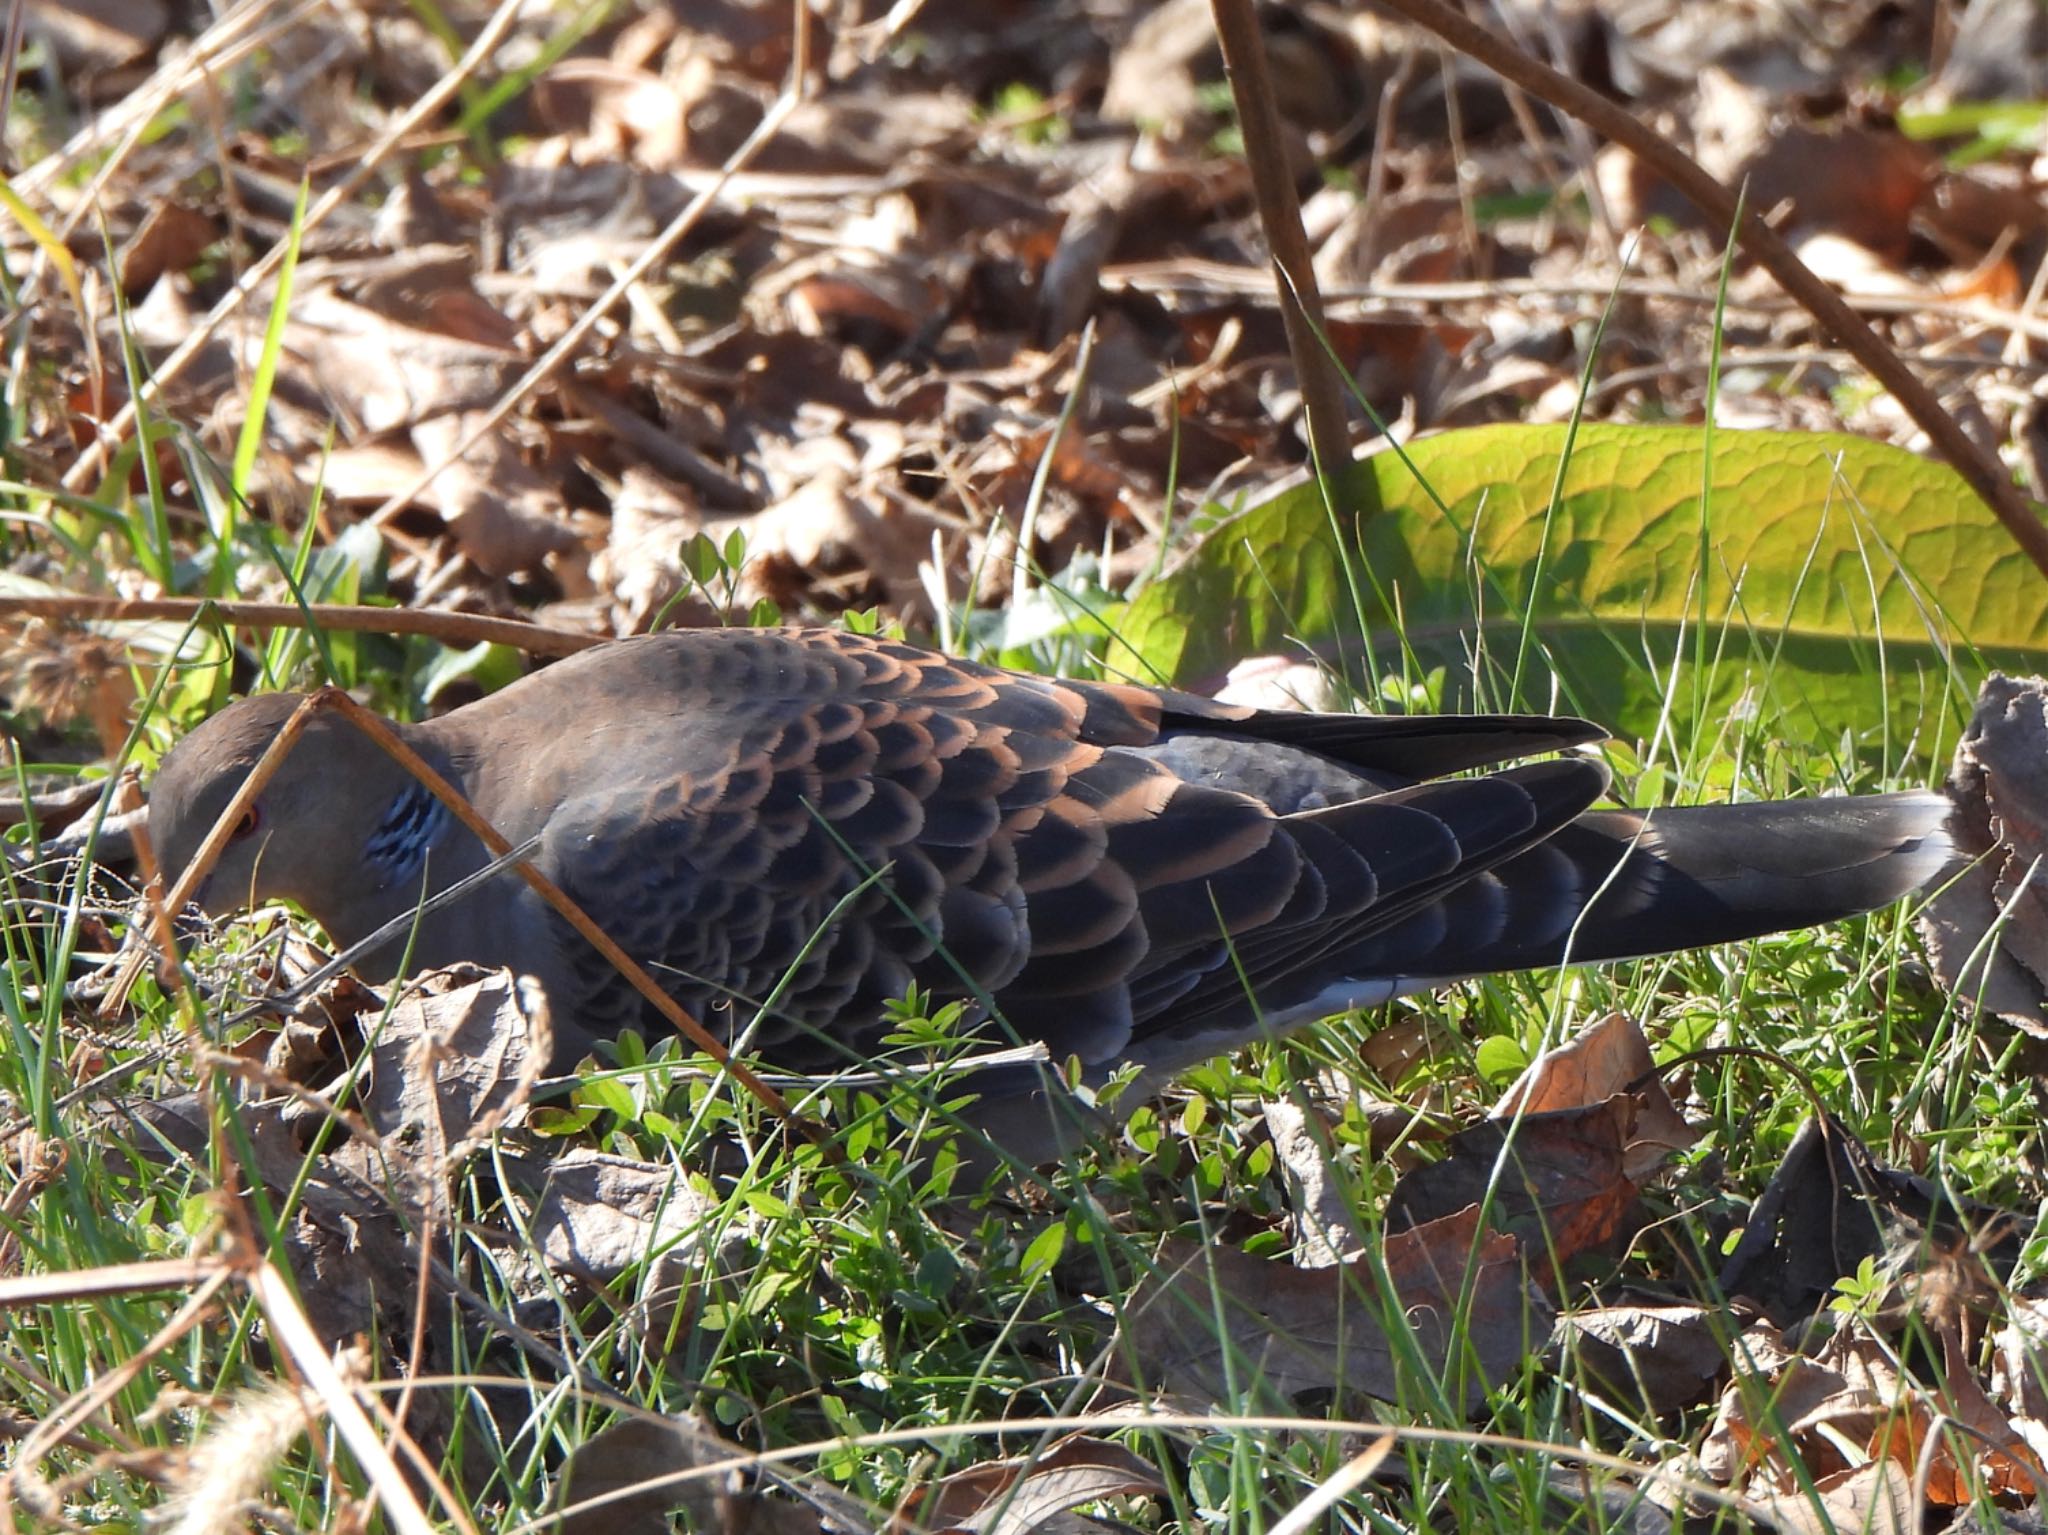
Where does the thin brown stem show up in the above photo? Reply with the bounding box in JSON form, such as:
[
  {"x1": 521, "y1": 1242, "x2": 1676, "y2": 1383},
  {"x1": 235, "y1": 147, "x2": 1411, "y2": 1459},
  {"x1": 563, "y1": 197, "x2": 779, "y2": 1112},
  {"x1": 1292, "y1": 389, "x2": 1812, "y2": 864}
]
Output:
[
  {"x1": 0, "y1": 596, "x2": 601, "y2": 658},
  {"x1": 1208, "y1": 0, "x2": 1353, "y2": 478}
]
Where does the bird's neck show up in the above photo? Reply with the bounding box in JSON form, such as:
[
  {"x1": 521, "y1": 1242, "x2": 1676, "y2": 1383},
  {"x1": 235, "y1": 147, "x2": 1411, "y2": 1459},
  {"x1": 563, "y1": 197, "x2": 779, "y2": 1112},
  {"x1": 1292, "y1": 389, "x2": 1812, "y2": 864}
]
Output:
[
  {"x1": 306, "y1": 739, "x2": 474, "y2": 968},
  {"x1": 362, "y1": 778, "x2": 454, "y2": 891}
]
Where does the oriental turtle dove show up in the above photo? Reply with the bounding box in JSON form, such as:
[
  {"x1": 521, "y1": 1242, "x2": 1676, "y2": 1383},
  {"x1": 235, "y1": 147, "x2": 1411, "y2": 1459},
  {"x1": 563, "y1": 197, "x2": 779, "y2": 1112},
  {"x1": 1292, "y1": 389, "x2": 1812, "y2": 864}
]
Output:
[{"x1": 147, "y1": 627, "x2": 1950, "y2": 1157}]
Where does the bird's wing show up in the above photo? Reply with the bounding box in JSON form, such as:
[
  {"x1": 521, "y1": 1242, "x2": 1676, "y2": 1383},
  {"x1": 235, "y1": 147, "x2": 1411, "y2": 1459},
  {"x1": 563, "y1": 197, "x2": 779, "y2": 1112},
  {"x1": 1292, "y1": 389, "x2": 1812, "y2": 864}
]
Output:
[{"x1": 519, "y1": 628, "x2": 1609, "y2": 1071}]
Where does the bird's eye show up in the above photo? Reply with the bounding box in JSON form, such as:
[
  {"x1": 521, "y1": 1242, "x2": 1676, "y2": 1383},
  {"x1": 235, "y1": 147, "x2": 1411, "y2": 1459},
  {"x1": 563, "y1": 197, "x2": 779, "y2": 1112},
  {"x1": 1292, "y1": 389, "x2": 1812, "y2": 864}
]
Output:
[{"x1": 230, "y1": 805, "x2": 261, "y2": 841}]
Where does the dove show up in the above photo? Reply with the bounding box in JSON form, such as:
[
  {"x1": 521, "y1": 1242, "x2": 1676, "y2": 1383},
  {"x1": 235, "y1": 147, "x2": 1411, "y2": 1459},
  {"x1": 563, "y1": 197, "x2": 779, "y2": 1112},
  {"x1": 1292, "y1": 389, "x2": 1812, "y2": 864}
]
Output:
[{"x1": 147, "y1": 627, "x2": 1950, "y2": 1159}]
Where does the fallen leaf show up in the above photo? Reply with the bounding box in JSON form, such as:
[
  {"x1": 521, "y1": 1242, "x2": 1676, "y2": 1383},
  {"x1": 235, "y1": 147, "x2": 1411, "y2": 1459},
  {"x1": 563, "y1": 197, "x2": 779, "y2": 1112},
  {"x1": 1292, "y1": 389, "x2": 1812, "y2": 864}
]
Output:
[
  {"x1": 1261, "y1": 1098, "x2": 1361, "y2": 1268},
  {"x1": 1122, "y1": 1206, "x2": 1550, "y2": 1411},
  {"x1": 1494, "y1": 1012, "x2": 1698, "y2": 1184},
  {"x1": 556, "y1": 1414, "x2": 823, "y2": 1535},
  {"x1": 1715, "y1": 1114, "x2": 1888, "y2": 1320},
  {"x1": 355, "y1": 965, "x2": 546, "y2": 1160},
  {"x1": 891, "y1": 1434, "x2": 1165, "y2": 1535},
  {"x1": 1920, "y1": 673, "x2": 2048, "y2": 1033},
  {"x1": 1553, "y1": 1300, "x2": 1753, "y2": 1417},
  {"x1": 1385, "y1": 1096, "x2": 1638, "y2": 1267},
  {"x1": 116, "y1": 200, "x2": 215, "y2": 297},
  {"x1": 26, "y1": 0, "x2": 165, "y2": 73}
]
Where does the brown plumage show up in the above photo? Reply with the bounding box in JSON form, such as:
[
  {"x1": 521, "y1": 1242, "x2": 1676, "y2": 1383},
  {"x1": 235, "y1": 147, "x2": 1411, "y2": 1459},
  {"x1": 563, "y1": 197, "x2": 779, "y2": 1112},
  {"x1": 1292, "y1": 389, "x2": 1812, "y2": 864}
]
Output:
[{"x1": 148, "y1": 627, "x2": 1949, "y2": 1156}]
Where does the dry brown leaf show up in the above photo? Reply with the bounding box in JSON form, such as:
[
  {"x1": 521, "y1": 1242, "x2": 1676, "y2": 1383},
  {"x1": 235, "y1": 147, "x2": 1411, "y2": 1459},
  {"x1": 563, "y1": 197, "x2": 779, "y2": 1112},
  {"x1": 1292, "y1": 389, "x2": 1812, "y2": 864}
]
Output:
[
  {"x1": 1928, "y1": 1325, "x2": 2047, "y2": 1505},
  {"x1": 1921, "y1": 674, "x2": 2048, "y2": 1033},
  {"x1": 891, "y1": 1434, "x2": 1166, "y2": 1535},
  {"x1": 531, "y1": 58, "x2": 716, "y2": 171},
  {"x1": 354, "y1": 965, "x2": 546, "y2": 1161},
  {"x1": 1358, "y1": 1013, "x2": 1463, "y2": 1084},
  {"x1": 117, "y1": 201, "x2": 215, "y2": 298},
  {"x1": 1716, "y1": 1115, "x2": 1891, "y2": 1320},
  {"x1": 1122, "y1": 1205, "x2": 1550, "y2": 1411},
  {"x1": 515, "y1": 1145, "x2": 753, "y2": 1351},
  {"x1": 290, "y1": 291, "x2": 520, "y2": 432},
  {"x1": 26, "y1": 0, "x2": 165, "y2": 73},
  {"x1": 555, "y1": 1414, "x2": 822, "y2": 1535},
  {"x1": 1746, "y1": 1461, "x2": 1915, "y2": 1535},
  {"x1": 521, "y1": 1149, "x2": 725, "y2": 1285},
  {"x1": 740, "y1": 467, "x2": 929, "y2": 612},
  {"x1": 410, "y1": 413, "x2": 580, "y2": 577},
  {"x1": 1553, "y1": 1301, "x2": 1753, "y2": 1418},
  {"x1": 1101, "y1": 0, "x2": 1362, "y2": 139},
  {"x1": 1385, "y1": 1096, "x2": 1638, "y2": 1267},
  {"x1": 1601, "y1": 72, "x2": 1931, "y2": 263},
  {"x1": 1703, "y1": 1349, "x2": 1891, "y2": 1487},
  {"x1": 1706, "y1": 1328, "x2": 2044, "y2": 1513},
  {"x1": 757, "y1": 93, "x2": 979, "y2": 176},
  {"x1": 1494, "y1": 1011, "x2": 1698, "y2": 1183}
]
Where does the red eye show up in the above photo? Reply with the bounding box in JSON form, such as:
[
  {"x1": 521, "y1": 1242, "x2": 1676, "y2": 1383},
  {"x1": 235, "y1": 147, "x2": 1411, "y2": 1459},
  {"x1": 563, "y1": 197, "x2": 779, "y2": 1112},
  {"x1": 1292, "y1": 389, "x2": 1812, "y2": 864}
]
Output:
[{"x1": 230, "y1": 806, "x2": 261, "y2": 841}]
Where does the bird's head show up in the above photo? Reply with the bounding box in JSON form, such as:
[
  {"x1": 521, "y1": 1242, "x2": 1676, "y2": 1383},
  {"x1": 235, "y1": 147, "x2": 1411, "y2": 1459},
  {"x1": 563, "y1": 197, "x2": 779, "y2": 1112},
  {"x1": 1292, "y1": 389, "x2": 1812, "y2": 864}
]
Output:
[{"x1": 149, "y1": 695, "x2": 409, "y2": 921}]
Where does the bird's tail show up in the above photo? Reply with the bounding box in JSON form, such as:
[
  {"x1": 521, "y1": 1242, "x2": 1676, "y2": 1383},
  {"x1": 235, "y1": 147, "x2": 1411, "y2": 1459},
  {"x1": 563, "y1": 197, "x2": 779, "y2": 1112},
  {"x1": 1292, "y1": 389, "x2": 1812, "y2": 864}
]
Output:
[{"x1": 1371, "y1": 789, "x2": 1953, "y2": 980}]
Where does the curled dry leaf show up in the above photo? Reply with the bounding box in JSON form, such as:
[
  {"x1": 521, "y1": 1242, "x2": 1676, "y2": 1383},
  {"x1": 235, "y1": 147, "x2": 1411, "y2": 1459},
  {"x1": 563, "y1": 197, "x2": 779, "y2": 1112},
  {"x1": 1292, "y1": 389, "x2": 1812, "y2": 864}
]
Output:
[
  {"x1": 1385, "y1": 1012, "x2": 1699, "y2": 1268},
  {"x1": 1495, "y1": 1011, "x2": 1698, "y2": 1185},
  {"x1": 889, "y1": 1434, "x2": 1166, "y2": 1535},
  {"x1": 1385, "y1": 1096, "x2": 1637, "y2": 1265},
  {"x1": 1920, "y1": 674, "x2": 2048, "y2": 1034},
  {"x1": 306, "y1": 963, "x2": 546, "y2": 1259},
  {"x1": 354, "y1": 964, "x2": 546, "y2": 1163},
  {"x1": 740, "y1": 468, "x2": 930, "y2": 613}
]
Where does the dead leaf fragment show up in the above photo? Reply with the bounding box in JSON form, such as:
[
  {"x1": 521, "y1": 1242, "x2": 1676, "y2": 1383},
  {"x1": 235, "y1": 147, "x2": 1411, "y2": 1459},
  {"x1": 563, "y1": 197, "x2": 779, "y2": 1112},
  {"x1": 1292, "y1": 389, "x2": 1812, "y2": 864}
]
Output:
[
  {"x1": 521, "y1": 1148, "x2": 726, "y2": 1283},
  {"x1": 1705, "y1": 1326, "x2": 2044, "y2": 1518},
  {"x1": 26, "y1": 0, "x2": 165, "y2": 73},
  {"x1": 1261, "y1": 1098, "x2": 1361, "y2": 1268},
  {"x1": 1921, "y1": 674, "x2": 2048, "y2": 1033},
  {"x1": 891, "y1": 1434, "x2": 1166, "y2": 1535},
  {"x1": 117, "y1": 201, "x2": 215, "y2": 297},
  {"x1": 410, "y1": 412, "x2": 579, "y2": 577},
  {"x1": 355, "y1": 965, "x2": 545, "y2": 1159}
]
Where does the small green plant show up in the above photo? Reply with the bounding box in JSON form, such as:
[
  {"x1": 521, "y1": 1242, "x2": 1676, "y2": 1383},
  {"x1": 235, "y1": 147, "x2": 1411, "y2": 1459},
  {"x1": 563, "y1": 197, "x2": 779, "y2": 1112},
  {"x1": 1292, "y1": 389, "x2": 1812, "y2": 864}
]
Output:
[{"x1": 664, "y1": 527, "x2": 783, "y2": 628}]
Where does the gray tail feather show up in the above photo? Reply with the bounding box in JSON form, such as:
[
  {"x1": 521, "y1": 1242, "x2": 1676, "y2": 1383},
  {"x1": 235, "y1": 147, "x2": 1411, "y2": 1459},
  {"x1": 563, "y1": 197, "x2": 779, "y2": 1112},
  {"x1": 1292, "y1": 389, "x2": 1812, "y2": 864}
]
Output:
[{"x1": 1360, "y1": 789, "x2": 1952, "y2": 979}]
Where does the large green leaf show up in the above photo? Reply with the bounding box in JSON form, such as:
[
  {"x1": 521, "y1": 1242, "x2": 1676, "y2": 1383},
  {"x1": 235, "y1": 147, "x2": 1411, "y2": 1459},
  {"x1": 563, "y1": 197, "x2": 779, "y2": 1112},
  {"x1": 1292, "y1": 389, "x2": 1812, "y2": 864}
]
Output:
[{"x1": 1111, "y1": 423, "x2": 2048, "y2": 762}]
